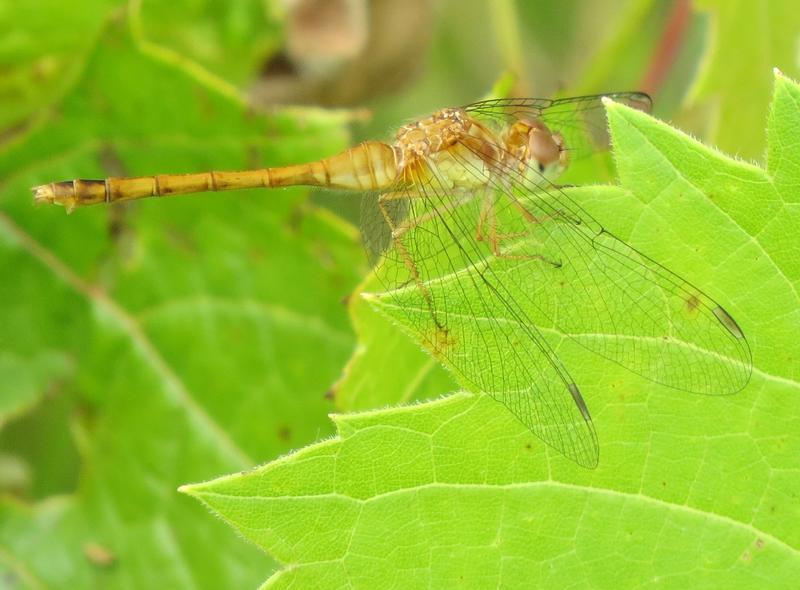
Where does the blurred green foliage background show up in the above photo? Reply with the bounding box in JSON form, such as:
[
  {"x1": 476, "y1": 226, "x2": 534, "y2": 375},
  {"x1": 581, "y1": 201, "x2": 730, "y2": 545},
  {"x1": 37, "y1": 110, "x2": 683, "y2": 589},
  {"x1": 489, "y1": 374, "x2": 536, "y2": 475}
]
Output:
[{"x1": 0, "y1": 0, "x2": 798, "y2": 587}]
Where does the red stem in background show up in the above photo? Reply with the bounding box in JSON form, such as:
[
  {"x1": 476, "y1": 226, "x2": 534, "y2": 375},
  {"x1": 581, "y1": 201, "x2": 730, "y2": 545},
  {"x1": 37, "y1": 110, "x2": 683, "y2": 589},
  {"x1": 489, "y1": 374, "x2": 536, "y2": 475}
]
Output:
[{"x1": 639, "y1": 0, "x2": 692, "y2": 97}]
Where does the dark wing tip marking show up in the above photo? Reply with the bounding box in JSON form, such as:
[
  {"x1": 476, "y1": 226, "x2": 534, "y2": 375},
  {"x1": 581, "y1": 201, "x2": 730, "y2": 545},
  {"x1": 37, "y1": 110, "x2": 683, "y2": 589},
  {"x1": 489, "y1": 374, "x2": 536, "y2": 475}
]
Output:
[
  {"x1": 601, "y1": 91, "x2": 652, "y2": 112},
  {"x1": 712, "y1": 306, "x2": 745, "y2": 340},
  {"x1": 568, "y1": 383, "x2": 592, "y2": 422},
  {"x1": 567, "y1": 382, "x2": 599, "y2": 468},
  {"x1": 625, "y1": 91, "x2": 653, "y2": 112}
]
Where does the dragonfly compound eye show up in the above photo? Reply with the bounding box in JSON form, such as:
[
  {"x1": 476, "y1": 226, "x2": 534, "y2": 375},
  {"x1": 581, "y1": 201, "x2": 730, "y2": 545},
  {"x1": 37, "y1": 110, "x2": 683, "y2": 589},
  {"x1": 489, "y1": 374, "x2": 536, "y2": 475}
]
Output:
[{"x1": 528, "y1": 127, "x2": 561, "y2": 169}]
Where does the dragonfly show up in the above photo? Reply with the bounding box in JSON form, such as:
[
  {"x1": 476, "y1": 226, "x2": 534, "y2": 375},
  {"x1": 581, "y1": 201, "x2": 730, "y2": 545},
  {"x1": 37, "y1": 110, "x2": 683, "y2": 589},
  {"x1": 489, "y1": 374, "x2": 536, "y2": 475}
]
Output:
[{"x1": 33, "y1": 92, "x2": 752, "y2": 467}]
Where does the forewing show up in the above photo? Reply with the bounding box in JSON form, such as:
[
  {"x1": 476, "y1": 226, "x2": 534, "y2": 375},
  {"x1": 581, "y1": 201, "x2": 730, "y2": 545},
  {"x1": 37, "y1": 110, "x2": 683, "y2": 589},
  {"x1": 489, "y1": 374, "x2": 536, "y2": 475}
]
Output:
[
  {"x1": 449, "y1": 138, "x2": 752, "y2": 396},
  {"x1": 464, "y1": 92, "x2": 652, "y2": 161},
  {"x1": 363, "y1": 171, "x2": 600, "y2": 468}
]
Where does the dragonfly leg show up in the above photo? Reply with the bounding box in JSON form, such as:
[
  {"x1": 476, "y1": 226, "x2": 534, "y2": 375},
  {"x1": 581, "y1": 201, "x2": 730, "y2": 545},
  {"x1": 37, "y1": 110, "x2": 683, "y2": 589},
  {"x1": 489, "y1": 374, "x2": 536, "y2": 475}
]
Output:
[
  {"x1": 377, "y1": 193, "x2": 446, "y2": 330},
  {"x1": 481, "y1": 193, "x2": 561, "y2": 267},
  {"x1": 476, "y1": 191, "x2": 492, "y2": 242},
  {"x1": 391, "y1": 191, "x2": 472, "y2": 241}
]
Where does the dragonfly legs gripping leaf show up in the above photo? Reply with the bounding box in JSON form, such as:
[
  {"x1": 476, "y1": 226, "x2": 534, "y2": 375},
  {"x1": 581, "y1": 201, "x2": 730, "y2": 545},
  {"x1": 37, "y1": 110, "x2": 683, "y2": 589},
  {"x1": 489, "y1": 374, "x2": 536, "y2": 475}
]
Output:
[
  {"x1": 378, "y1": 186, "x2": 564, "y2": 339},
  {"x1": 378, "y1": 191, "x2": 445, "y2": 331},
  {"x1": 475, "y1": 190, "x2": 562, "y2": 266}
]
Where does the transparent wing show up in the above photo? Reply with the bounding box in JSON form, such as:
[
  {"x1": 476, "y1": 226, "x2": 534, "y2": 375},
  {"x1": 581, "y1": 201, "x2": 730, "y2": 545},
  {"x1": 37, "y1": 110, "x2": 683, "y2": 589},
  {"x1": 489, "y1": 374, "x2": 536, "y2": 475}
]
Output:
[
  {"x1": 464, "y1": 92, "x2": 652, "y2": 161},
  {"x1": 361, "y1": 94, "x2": 750, "y2": 468},
  {"x1": 362, "y1": 172, "x2": 600, "y2": 468},
  {"x1": 447, "y1": 137, "x2": 752, "y2": 396},
  {"x1": 462, "y1": 92, "x2": 652, "y2": 117}
]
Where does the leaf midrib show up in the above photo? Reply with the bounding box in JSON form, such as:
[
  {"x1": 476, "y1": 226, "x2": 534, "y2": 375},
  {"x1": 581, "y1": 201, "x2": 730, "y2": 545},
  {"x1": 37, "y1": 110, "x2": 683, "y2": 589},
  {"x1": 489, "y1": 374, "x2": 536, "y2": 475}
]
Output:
[
  {"x1": 196, "y1": 478, "x2": 798, "y2": 559},
  {"x1": 138, "y1": 294, "x2": 351, "y2": 345}
]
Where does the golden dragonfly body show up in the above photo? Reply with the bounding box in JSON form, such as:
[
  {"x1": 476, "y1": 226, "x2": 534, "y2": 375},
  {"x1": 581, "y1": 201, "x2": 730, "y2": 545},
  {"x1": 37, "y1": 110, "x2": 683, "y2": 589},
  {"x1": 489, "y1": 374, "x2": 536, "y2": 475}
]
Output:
[{"x1": 33, "y1": 92, "x2": 751, "y2": 467}]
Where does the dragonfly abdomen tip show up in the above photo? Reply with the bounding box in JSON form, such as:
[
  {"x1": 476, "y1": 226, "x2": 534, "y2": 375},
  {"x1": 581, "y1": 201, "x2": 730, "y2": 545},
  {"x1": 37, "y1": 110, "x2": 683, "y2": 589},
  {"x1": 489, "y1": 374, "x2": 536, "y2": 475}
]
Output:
[{"x1": 32, "y1": 183, "x2": 56, "y2": 204}]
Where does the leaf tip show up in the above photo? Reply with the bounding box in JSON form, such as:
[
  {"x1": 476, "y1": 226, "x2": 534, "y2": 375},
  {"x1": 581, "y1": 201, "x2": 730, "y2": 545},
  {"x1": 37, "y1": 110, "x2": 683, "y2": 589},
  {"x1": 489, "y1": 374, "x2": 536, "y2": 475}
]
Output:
[
  {"x1": 772, "y1": 66, "x2": 799, "y2": 97},
  {"x1": 177, "y1": 484, "x2": 197, "y2": 496}
]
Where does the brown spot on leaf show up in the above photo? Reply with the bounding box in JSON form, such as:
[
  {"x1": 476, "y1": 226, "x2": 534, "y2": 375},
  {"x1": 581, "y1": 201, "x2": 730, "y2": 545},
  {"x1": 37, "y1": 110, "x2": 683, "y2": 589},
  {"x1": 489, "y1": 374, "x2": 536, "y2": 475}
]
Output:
[
  {"x1": 249, "y1": 246, "x2": 266, "y2": 263},
  {"x1": 685, "y1": 294, "x2": 700, "y2": 313},
  {"x1": 0, "y1": 119, "x2": 31, "y2": 147},
  {"x1": 84, "y1": 542, "x2": 116, "y2": 568},
  {"x1": 313, "y1": 243, "x2": 335, "y2": 269},
  {"x1": 246, "y1": 144, "x2": 263, "y2": 170},
  {"x1": 164, "y1": 226, "x2": 198, "y2": 256},
  {"x1": 277, "y1": 425, "x2": 292, "y2": 441},
  {"x1": 98, "y1": 144, "x2": 126, "y2": 177},
  {"x1": 426, "y1": 325, "x2": 456, "y2": 357},
  {"x1": 286, "y1": 203, "x2": 306, "y2": 234},
  {"x1": 107, "y1": 212, "x2": 126, "y2": 241}
]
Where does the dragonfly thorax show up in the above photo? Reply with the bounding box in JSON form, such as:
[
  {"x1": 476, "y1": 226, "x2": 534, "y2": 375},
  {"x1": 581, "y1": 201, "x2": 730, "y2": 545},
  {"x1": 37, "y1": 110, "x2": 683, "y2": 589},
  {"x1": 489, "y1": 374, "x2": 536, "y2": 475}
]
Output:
[
  {"x1": 393, "y1": 108, "x2": 569, "y2": 187},
  {"x1": 394, "y1": 108, "x2": 472, "y2": 168},
  {"x1": 393, "y1": 108, "x2": 503, "y2": 189}
]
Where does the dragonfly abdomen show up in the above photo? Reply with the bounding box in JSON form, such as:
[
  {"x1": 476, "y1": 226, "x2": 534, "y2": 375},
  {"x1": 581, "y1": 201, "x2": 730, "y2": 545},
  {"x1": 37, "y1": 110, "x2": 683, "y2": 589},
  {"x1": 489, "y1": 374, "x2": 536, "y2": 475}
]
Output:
[
  {"x1": 306, "y1": 140, "x2": 399, "y2": 190},
  {"x1": 32, "y1": 141, "x2": 399, "y2": 212}
]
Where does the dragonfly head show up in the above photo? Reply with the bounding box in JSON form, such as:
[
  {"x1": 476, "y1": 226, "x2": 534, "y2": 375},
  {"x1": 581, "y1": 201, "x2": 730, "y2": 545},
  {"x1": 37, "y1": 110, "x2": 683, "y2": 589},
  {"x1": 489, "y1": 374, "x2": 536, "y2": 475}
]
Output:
[
  {"x1": 528, "y1": 123, "x2": 568, "y2": 177},
  {"x1": 508, "y1": 119, "x2": 569, "y2": 181},
  {"x1": 527, "y1": 121, "x2": 569, "y2": 180}
]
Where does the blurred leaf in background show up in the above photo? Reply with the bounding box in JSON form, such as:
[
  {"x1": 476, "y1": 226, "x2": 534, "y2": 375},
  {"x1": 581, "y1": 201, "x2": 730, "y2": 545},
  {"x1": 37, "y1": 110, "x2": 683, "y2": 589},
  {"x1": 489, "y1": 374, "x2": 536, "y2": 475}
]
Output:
[
  {"x1": 1, "y1": 1, "x2": 361, "y2": 587},
  {"x1": 134, "y1": 0, "x2": 283, "y2": 86},
  {"x1": 1, "y1": 0, "x2": 799, "y2": 588},
  {"x1": 689, "y1": 0, "x2": 799, "y2": 159},
  {"x1": 0, "y1": 0, "x2": 117, "y2": 130}
]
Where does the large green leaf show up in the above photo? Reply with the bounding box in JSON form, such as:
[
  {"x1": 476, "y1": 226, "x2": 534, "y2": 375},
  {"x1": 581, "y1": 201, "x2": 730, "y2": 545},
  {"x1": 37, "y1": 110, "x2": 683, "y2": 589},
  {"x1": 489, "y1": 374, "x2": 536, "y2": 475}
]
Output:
[
  {"x1": 183, "y1": 70, "x2": 800, "y2": 588},
  {"x1": 0, "y1": 10, "x2": 363, "y2": 589}
]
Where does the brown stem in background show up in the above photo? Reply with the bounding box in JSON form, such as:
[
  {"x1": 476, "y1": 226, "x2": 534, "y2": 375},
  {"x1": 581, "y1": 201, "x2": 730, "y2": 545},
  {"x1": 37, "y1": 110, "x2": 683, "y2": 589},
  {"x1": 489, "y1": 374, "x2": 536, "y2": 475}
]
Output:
[{"x1": 639, "y1": 0, "x2": 692, "y2": 97}]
